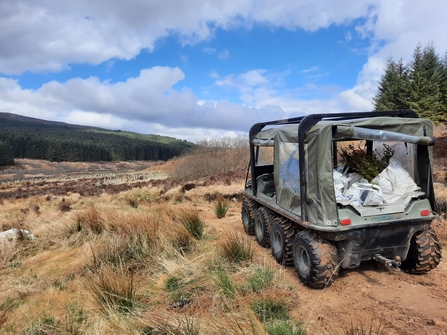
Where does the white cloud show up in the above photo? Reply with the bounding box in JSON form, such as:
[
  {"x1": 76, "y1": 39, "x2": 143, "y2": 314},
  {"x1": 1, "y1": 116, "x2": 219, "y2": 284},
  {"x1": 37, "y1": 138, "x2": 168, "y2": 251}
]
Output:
[
  {"x1": 0, "y1": 0, "x2": 375, "y2": 75},
  {"x1": 218, "y1": 49, "x2": 230, "y2": 59},
  {"x1": 1, "y1": 0, "x2": 447, "y2": 141},
  {"x1": 1, "y1": 0, "x2": 445, "y2": 78},
  {"x1": 300, "y1": 66, "x2": 320, "y2": 74},
  {"x1": 0, "y1": 67, "x2": 286, "y2": 141}
]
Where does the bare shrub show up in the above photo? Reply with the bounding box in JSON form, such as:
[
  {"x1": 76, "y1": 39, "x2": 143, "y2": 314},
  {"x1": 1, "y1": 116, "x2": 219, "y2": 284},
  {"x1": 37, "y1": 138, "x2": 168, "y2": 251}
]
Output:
[
  {"x1": 58, "y1": 198, "x2": 72, "y2": 212},
  {"x1": 170, "y1": 137, "x2": 249, "y2": 182}
]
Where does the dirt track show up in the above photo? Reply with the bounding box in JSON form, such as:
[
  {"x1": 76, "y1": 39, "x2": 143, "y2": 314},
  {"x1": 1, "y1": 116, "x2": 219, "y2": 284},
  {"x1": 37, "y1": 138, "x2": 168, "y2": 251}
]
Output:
[{"x1": 208, "y1": 202, "x2": 447, "y2": 335}]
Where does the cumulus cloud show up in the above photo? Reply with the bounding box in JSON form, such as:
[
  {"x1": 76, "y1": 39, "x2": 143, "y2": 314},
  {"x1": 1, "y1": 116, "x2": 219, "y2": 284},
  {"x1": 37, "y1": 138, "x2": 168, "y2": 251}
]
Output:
[
  {"x1": 0, "y1": 0, "x2": 446, "y2": 141},
  {"x1": 0, "y1": 67, "x2": 285, "y2": 141},
  {"x1": 0, "y1": 0, "x2": 375, "y2": 75}
]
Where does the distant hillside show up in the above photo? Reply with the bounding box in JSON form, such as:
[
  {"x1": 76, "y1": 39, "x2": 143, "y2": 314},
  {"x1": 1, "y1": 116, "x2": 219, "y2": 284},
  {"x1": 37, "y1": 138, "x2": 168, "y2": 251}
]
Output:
[{"x1": 0, "y1": 112, "x2": 194, "y2": 165}]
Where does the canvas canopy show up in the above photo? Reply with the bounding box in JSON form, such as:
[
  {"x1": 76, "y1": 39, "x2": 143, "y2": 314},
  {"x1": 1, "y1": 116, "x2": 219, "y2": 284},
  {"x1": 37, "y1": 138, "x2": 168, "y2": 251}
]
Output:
[{"x1": 253, "y1": 116, "x2": 434, "y2": 226}]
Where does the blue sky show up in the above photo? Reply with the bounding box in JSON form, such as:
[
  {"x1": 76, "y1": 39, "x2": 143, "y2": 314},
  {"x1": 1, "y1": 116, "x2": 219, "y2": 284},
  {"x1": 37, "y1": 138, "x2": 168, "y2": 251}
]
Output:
[{"x1": 1, "y1": 1, "x2": 446, "y2": 142}]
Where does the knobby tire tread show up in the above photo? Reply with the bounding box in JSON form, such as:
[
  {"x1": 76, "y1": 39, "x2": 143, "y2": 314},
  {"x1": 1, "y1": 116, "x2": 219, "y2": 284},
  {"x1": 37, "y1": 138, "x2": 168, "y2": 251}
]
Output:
[
  {"x1": 293, "y1": 230, "x2": 340, "y2": 289},
  {"x1": 401, "y1": 228, "x2": 442, "y2": 274},
  {"x1": 270, "y1": 216, "x2": 296, "y2": 266},
  {"x1": 241, "y1": 197, "x2": 256, "y2": 235},
  {"x1": 254, "y1": 207, "x2": 271, "y2": 248}
]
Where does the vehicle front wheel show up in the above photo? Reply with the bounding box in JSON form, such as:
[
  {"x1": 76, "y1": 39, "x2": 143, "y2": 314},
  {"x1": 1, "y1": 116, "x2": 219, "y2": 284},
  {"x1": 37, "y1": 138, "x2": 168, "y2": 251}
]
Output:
[
  {"x1": 254, "y1": 207, "x2": 271, "y2": 248},
  {"x1": 241, "y1": 198, "x2": 255, "y2": 235},
  {"x1": 400, "y1": 228, "x2": 442, "y2": 274},
  {"x1": 292, "y1": 230, "x2": 340, "y2": 289},
  {"x1": 270, "y1": 217, "x2": 295, "y2": 266}
]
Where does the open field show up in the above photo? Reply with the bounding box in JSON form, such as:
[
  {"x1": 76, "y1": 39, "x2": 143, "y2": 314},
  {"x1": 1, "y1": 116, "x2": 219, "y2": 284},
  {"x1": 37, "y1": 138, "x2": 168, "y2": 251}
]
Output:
[{"x1": 0, "y1": 137, "x2": 447, "y2": 334}]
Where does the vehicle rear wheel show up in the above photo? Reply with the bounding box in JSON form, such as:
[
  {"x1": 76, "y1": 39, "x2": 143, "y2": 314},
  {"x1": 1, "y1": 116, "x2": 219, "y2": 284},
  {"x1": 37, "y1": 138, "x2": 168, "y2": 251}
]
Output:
[
  {"x1": 270, "y1": 217, "x2": 295, "y2": 266},
  {"x1": 401, "y1": 228, "x2": 442, "y2": 274},
  {"x1": 292, "y1": 230, "x2": 340, "y2": 289},
  {"x1": 241, "y1": 198, "x2": 255, "y2": 235},
  {"x1": 254, "y1": 207, "x2": 271, "y2": 248}
]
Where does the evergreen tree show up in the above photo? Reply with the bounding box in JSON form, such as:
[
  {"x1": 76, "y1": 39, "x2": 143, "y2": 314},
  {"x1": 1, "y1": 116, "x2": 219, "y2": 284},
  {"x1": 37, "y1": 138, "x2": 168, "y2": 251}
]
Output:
[
  {"x1": 407, "y1": 43, "x2": 444, "y2": 122},
  {"x1": 440, "y1": 51, "x2": 447, "y2": 120},
  {"x1": 374, "y1": 56, "x2": 409, "y2": 110},
  {"x1": 0, "y1": 140, "x2": 15, "y2": 166}
]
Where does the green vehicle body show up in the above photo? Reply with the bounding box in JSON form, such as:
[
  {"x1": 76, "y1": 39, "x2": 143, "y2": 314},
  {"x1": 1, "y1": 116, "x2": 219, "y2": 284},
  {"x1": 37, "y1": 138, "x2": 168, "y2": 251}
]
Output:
[{"x1": 242, "y1": 110, "x2": 442, "y2": 288}]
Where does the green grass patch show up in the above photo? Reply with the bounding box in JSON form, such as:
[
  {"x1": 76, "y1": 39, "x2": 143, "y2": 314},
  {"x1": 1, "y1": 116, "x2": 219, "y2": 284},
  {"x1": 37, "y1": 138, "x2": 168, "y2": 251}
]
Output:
[
  {"x1": 251, "y1": 298, "x2": 289, "y2": 323},
  {"x1": 213, "y1": 198, "x2": 229, "y2": 219},
  {"x1": 214, "y1": 269, "x2": 237, "y2": 299},
  {"x1": 221, "y1": 232, "x2": 253, "y2": 263},
  {"x1": 264, "y1": 320, "x2": 305, "y2": 335},
  {"x1": 179, "y1": 207, "x2": 205, "y2": 240},
  {"x1": 243, "y1": 266, "x2": 275, "y2": 293}
]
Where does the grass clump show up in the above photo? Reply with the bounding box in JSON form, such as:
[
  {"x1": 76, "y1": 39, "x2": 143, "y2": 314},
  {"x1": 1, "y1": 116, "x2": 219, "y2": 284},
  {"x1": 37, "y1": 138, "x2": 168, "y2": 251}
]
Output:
[
  {"x1": 73, "y1": 206, "x2": 105, "y2": 235},
  {"x1": 169, "y1": 227, "x2": 195, "y2": 254},
  {"x1": 64, "y1": 302, "x2": 86, "y2": 334},
  {"x1": 164, "y1": 276, "x2": 182, "y2": 292},
  {"x1": 178, "y1": 207, "x2": 205, "y2": 240},
  {"x1": 221, "y1": 232, "x2": 253, "y2": 263},
  {"x1": 264, "y1": 321, "x2": 305, "y2": 335},
  {"x1": 85, "y1": 263, "x2": 147, "y2": 314},
  {"x1": 142, "y1": 315, "x2": 201, "y2": 335},
  {"x1": 214, "y1": 269, "x2": 237, "y2": 299},
  {"x1": 123, "y1": 189, "x2": 154, "y2": 208},
  {"x1": 213, "y1": 196, "x2": 229, "y2": 219},
  {"x1": 84, "y1": 211, "x2": 160, "y2": 269},
  {"x1": 164, "y1": 276, "x2": 186, "y2": 302},
  {"x1": 23, "y1": 315, "x2": 61, "y2": 335},
  {"x1": 250, "y1": 297, "x2": 306, "y2": 335},
  {"x1": 243, "y1": 266, "x2": 276, "y2": 293},
  {"x1": 251, "y1": 298, "x2": 289, "y2": 323}
]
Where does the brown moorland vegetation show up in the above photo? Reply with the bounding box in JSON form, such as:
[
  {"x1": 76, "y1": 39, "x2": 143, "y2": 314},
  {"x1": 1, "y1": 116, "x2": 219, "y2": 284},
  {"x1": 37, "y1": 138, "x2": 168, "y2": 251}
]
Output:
[{"x1": 0, "y1": 129, "x2": 446, "y2": 335}]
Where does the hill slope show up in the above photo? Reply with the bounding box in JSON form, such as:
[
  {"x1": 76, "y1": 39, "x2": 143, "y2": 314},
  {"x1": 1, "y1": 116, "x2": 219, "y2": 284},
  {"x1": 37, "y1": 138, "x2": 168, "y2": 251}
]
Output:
[{"x1": 0, "y1": 112, "x2": 194, "y2": 163}]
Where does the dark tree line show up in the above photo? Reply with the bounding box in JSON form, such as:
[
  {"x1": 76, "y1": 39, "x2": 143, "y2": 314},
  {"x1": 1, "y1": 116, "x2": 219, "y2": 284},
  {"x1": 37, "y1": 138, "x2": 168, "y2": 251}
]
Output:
[
  {"x1": 0, "y1": 117, "x2": 194, "y2": 166},
  {"x1": 374, "y1": 43, "x2": 447, "y2": 123}
]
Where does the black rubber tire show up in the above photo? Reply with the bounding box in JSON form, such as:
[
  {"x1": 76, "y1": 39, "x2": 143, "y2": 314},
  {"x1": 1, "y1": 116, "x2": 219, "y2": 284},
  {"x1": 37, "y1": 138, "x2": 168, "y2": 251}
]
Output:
[
  {"x1": 400, "y1": 228, "x2": 442, "y2": 274},
  {"x1": 254, "y1": 207, "x2": 271, "y2": 248},
  {"x1": 270, "y1": 217, "x2": 296, "y2": 266},
  {"x1": 241, "y1": 198, "x2": 255, "y2": 235},
  {"x1": 292, "y1": 230, "x2": 340, "y2": 289}
]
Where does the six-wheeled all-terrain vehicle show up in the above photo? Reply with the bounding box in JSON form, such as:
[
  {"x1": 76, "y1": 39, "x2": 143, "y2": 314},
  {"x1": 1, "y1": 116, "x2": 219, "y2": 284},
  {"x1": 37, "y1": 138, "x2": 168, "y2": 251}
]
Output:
[{"x1": 242, "y1": 110, "x2": 442, "y2": 288}]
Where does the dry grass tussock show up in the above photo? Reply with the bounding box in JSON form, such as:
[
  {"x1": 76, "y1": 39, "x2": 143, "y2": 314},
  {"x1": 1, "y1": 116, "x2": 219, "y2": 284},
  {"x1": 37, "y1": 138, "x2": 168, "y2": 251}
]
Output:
[
  {"x1": 0, "y1": 179, "x2": 310, "y2": 334},
  {"x1": 0, "y1": 140, "x2": 446, "y2": 334}
]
